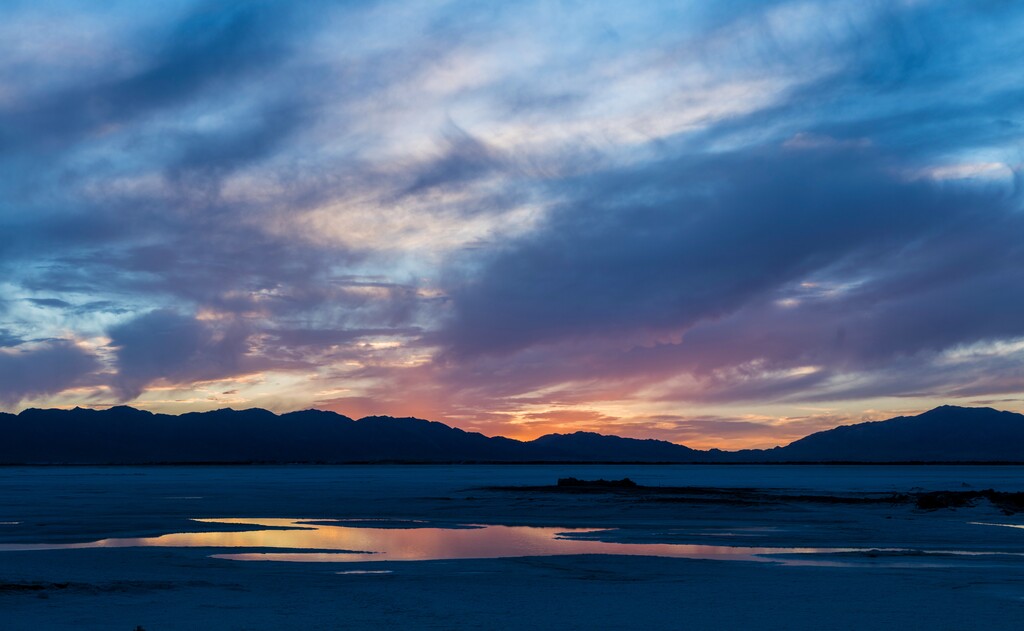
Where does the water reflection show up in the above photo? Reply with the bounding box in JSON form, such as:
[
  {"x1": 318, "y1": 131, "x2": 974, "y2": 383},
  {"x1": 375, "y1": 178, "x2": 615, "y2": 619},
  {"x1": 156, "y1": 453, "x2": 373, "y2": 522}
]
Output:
[
  {"x1": 0, "y1": 518, "x2": 867, "y2": 564},
  {"x1": 972, "y1": 522, "x2": 1024, "y2": 530},
  {"x1": 0, "y1": 518, "x2": 1016, "y2": 566}
]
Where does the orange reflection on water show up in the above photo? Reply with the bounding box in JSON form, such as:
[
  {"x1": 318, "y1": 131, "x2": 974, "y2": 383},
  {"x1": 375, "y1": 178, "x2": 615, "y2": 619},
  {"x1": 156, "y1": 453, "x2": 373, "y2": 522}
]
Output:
[{"x1": 0, "y1": 517, "x2": 865, "y2": 563}]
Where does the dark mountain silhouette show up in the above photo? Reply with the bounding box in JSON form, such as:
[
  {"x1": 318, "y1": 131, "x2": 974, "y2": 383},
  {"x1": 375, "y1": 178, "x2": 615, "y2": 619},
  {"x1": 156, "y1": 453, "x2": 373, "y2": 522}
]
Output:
[
  {"x1": 0, "y1": 406, "x2": 524, "y2": 464},
  {"x1": 766, "y1": 405, "x2": 1024, "y2": 462},
  {"x1": 527, "y1": 431, "x2": 703, "y2": 461},
  {"x1": 0, "y1": 404, "x2": 1021, "y2": 464}
]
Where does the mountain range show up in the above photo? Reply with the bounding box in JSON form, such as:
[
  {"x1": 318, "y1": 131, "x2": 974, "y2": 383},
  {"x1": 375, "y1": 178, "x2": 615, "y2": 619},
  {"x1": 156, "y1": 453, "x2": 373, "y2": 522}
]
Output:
[{"x1": 0, "y1": 405, "x2": 1021, "y2": 464}]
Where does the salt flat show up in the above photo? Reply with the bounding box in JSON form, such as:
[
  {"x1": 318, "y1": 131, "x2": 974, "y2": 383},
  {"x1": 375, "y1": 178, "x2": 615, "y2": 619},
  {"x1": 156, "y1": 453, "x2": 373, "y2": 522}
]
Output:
[{"x1": 1, "y1": 465, "x2": 1023, "y2": 630}]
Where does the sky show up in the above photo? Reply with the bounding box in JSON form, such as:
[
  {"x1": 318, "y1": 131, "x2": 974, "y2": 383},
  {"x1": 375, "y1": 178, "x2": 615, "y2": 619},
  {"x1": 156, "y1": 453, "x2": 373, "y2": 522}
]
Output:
[{"x1": 1, "y1": 0, "x2": 1023, "y2": 449}]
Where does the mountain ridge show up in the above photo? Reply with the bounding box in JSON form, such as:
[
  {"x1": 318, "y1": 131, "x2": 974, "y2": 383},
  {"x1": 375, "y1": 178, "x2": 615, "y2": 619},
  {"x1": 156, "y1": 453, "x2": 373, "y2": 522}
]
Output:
[{"x1": 0, "y1": 404, "x2": 1022, "y2": 464}]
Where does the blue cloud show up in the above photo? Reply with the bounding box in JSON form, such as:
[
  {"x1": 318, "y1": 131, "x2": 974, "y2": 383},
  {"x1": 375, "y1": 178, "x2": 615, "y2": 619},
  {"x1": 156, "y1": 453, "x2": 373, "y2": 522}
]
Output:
[{"x1": 0, "y1": 341, "x2": 98, "y2": 406}]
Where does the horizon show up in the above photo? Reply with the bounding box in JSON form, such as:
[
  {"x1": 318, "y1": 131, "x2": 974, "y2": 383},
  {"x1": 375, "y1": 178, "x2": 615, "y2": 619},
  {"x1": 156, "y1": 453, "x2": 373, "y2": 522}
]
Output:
[
  {"x1": 3, "y1": 402, "x2": 1005, "y2": 452},
  {"x1": 2, "y1": 2, "x2": 1024, "y2": 451}
]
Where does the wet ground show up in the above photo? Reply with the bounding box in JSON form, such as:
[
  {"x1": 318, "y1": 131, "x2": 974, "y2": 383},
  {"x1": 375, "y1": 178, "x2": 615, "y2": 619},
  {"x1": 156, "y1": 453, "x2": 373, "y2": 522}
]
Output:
[{"x1": 2, "y1": 465, "x2": 1023, "y2": 629}]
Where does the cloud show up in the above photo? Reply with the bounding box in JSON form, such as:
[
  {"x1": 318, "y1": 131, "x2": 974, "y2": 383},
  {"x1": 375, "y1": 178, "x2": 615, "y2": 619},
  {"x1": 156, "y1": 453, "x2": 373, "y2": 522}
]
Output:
[
  {"x1": 1, "y1": 0, "x2": 1024, "y2": 443},
  {"x1": 26, "y1": 298, "x2": 72, "y2": 309},
  {"x1": 0, "y1": 341, "x2": 99, "y2": 407},
  {"x1": 425, "y1": 151, "x2": 1023, "y2": 411},
  {"x1": 0, "y1": 329, "x2": 24, "y2": 347},
  {"x1": 107, "y1": 310, "x2": 254, "y2": 400},
  {"x1": 0, "y1": 1, "x2": 301, "y2": 155},
  {"x1": 441, "y1": 145, "x2": 1017, "y2": 356}
]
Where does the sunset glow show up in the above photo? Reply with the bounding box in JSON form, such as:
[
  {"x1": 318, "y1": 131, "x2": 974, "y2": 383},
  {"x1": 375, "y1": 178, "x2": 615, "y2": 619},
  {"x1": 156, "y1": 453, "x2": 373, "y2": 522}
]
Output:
[{"x1": 1, "y1": 1, "x2": 1023, "y2": 448}]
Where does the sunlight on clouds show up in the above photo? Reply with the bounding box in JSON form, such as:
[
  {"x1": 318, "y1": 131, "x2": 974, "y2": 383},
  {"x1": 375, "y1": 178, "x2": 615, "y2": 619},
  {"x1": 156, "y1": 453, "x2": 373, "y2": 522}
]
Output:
[
  {"x1": 483, "y1": 77, "x2": 794, "y2": 156},
  {"x1": 911, "y1": 161, "x2": 1015, "y2": 182},
  {"x1": 287, "y1": 190, "x2": 546, "y2": 257},
  {"x1": 364, "y1": 340, "x2": 402, "y2": 350},
  {"x1": 941, "y1": 337, "x2": 1024, "y2": 363},
  {"x1": 476, "y1": 397, "x2": 871, "y2": 449}
]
